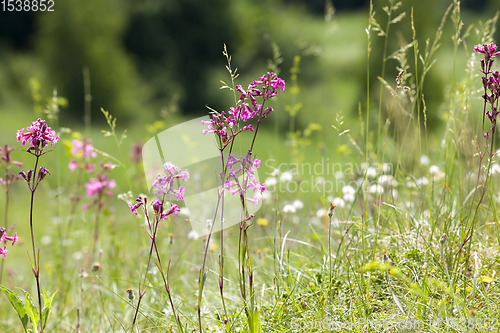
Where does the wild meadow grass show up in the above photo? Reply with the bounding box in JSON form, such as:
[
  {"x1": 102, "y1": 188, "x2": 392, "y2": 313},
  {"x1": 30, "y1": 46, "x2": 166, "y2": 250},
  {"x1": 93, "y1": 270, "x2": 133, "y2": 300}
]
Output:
[{"x1": 2, "y1": 1, "x2": 500, "y2": 332}]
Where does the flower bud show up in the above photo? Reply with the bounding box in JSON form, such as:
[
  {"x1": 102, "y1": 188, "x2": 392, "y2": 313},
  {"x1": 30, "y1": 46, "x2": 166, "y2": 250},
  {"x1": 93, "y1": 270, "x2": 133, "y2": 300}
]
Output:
[
  {"x1": 126, "y1": 288, "x2": 135, "y2": 301},
  {"x1": 152, "y1": 199, "x2": 163, "y2": 215},
  {"x1": 439, "y1": 233, "x2": 448, "y2": 245},
  {"x1": 27, "y1": 169, "x2": 34, "y2": 183},
  {"x1": 328, "y1": 203, "x2": 336, "y2": 217},
  {"x1": 37, "y1": 167, "x2": 50, "y2": 183},
  {"x1": 19, "y1": 170, "x2": 28, "y2": 183}
]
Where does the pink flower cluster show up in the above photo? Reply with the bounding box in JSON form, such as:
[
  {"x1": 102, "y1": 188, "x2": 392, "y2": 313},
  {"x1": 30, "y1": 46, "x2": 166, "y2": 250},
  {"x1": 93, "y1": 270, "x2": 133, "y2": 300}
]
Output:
[
  {"x1": 202, "y1": 72, "x2": 285, "y2": 146},
  {"x1": 474, "y1": 43, "x2": 500, "y2": 59},
  {"x1": 129, "y1": 162, "x2": 186, "y2": 219},
  {"x1": 68, "y1": 138, "x2": 97, "y2": 173},
  {"x1": 0, "y1": 145, "x2": 22, "y2": 168},
  {"x1": 0, "y1": 229, "x2": 18, "y2": 259},
  {"x1": 151, "y1": 161, "x2": 189, "y2": 199},
  {"x1": 84, "y1": 174, "x2": 116, "y2": 198},
  {"x1": 16, "y1": 118, "x2": 60, "y2": 153},
  {"x1": 475, "y1": 43, "x2": 500, "y2": 144},
  {"x1": 0, "y1": 145, "x2": 23, "y2": 187},
  {"x1": 129, "y1": 196, "x2": 180, "y2": 220},
  {"x1": 81, "y1": 162, "x2": 116, "y2": 211},
  {"x1": 223, "y1": 151, "x2": 266, "y2": 207},
  {"x1": 201, "y1": 114, "x2": 253, "y2": 143}
]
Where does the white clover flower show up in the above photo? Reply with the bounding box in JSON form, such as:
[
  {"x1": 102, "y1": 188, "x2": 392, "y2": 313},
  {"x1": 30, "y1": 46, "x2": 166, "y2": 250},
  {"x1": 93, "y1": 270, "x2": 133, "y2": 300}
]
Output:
[
  {"x1": 283, "y1": 204, "x2": 296, "y2": 213},
  {"x1": 293, "y1": 200, "x2": 304, "y2": 210},
  {"x1": 261, "y1": 191, "x2": 272, "y2": 201},
  {"x1": 369, "y1": 184, "x2": 384, "y2": 194},
  {"x1": 429, "y1": 165, "x2": 440, "y2": 175},
  {"x1": 179, "y1": 207, "x2": 190, "y2": 217},
  {"x1": 406, "y1": 181, "x2": 416, "y2": 189},
  {"x1": 280, "y1": 171, "x2": 293, "y2": 182},
  {"x1": 271, "y1": 168, "x2": 280, "y2": 177},
  {"x1": 382, "y1": 163, "x2": 392, "y2": 174},
  {"x1": 378, "y1": 175, "x2": 398, "y2": 187},
  {"x1": 366, "y1": 167, "x2": 377, "y2": 178},
  {"x1": 342, "y1": 185, "x2": 356, "y2": 195},
  {"x1": 332, "y1": 197, "x2": 345, "y2": 208},
  {"x1": 265, "y1": 177, "x2": 277, "y2": 187},
  {"x1": 41, "y1": 236, "x2": 52, "y2": 245},
  {"x1": 343, "y1": 192, "x2": 355, "y2": 203},
  {"x1": 415, "y1": 177, "x2": 429, "y2": 186},
  {"x1": 334, "y1": 171, "x2": 344, "y2": 180},
  {"x1": 187, "y1": 230, "x2": 199, "y2": 239},
  {"x1": 316, "y1": 208, "x2": 327, "y2": 218},
  {"x1": 378, "y1": 175, "x2": 389, "y2": 185},
  {"x1": 315, "y1": 176, "x2": 326, "y2": 185},
  {"x1": 420, "y1": 155, "x2": 429, "y2": 166}
]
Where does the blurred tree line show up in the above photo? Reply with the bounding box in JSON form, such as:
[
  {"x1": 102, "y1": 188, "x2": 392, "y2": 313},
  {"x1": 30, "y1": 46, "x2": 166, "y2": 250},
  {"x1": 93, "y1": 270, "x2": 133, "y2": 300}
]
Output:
[{"x1": 0, "y1": 0, "x2": 498, "y2": 127}]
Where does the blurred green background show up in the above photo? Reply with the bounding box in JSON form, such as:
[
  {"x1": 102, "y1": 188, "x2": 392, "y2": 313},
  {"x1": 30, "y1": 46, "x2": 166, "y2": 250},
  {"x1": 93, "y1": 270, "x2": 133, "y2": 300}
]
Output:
[
  {"x1": 0, "y1": 0, "x2": 497, "y2": 125},
  {"x1": 0, "y1": 0, "x2": 499, "y2": 173}
]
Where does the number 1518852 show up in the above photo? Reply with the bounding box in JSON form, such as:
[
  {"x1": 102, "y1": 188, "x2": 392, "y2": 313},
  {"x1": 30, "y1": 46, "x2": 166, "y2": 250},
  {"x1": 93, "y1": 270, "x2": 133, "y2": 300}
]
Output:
[{"x1": 1, "y1": 0, "x2": 54, "y2": 11}]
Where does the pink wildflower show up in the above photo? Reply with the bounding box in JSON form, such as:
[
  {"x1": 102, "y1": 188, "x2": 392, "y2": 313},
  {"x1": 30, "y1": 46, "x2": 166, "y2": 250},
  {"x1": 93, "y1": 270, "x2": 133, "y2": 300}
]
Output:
[
  {"x1": 71, "y1": 139, "x2": 97, "y2": 159},
  {"x1": 85, "y1": 175, "x2": 116, "y2": 198},
  {"x1": 68, "y1": 160, "x2": 79, "y2": 172},
  {"x1": 152, "y1": 162, "x2": 189, "y2": 198},
  {"x1": 16, "y1": 118, "x2": 59, "y2": 152},
  {"x1": 0, "y1": 245, "x2": 8, "y2": 259},
  {"x1": 474, "y1": 43, "x2": 500, "y2": 58},
  {"x1": 1, "y1": 232, "x2": 18, "y2": 246}
]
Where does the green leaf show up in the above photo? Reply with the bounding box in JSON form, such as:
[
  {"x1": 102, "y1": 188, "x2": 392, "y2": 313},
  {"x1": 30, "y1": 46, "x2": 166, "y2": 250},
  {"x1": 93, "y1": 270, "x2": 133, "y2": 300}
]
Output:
[
  {"x1": 20, "y1": 289, "x2": 38, "y2": 333},
  {"x1": 198, "y1": 270, "x2": 208, "y2": 307},
  {"x1": 253, "y1": 309, "x2": 261, "y2": 333},
  {"x1": 42, "y1": 288, "x2": 58, "y2": 329},
  {"x1": 0, "y1": 285, "x2": 29, "y2": 332}
]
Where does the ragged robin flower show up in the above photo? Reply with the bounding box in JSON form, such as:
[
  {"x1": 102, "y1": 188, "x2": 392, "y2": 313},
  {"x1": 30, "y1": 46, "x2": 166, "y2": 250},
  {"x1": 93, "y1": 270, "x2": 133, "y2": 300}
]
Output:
[{"x1": 16, "y1": 118, "x2": 60, "y2": 155}]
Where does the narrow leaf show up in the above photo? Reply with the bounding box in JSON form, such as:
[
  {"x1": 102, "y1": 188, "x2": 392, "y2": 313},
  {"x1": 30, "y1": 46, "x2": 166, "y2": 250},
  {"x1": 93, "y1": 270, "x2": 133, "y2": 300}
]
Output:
[
  {"x1": 23, "y1": 291, "x2": 38, "y2": 333},
  {"x1": 0, "y1": 285, "x2": 29, "y2": 332},
  {"x1": 42, "y1": 288, "x2": 58, "y2": 329}
]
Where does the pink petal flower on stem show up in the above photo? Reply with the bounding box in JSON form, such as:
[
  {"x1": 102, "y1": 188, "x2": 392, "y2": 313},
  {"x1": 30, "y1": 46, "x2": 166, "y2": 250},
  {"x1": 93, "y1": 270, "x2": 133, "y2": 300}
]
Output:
[
  {"x1": 16, "y1": 118, "x2": 59, "y2": 150},
  {"x1": 108, "y1": 179, "x2": 116, "y2": 190},
  {"x1": 246, "y1": 196, "x2": 259, "y2": 207},
  {"x1": 161, "y1": 203, "x2": 180, "y2": 220},
  {"x1": 2, "y1": 232, "x2": 18, "y2": 246},
  {"x1": 0, "y1": 245, "x2": 8, "y2": 259},
  {"x1": 163, "y1": 162, "x2": 178, "y2": 175},
  {"x1": 174, "y1": 186, "x2": 185, "y2": 201},
  {"x1": 69, "y1": 160, "x2": 79, "y2": 172},
  {"x1": 85, "y1": 163, "x2": 96, "y2": 173}
]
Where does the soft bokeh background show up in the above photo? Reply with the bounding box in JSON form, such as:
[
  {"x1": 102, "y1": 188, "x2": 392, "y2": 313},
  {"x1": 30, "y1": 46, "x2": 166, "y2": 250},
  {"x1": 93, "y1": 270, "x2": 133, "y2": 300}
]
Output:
[
  {"x1": 1, "y1": 0, "x2": 499, "y2": 262},
  {"x1": 0, "y1": 0, "x2": 498, "y2": 130},
  {"x1": 1, "y1": 1, "x2": 500, "y2": 330}
]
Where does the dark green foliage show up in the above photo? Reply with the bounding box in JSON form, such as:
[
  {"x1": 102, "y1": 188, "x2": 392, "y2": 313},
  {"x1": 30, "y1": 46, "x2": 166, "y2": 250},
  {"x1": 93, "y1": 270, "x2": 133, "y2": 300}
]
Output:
[
  {"x1": 36, "y1": 0, "x2": 143, "y2": 122},
  {"x1": 0, "y1": 11, "x2": 36, "y2": 50},
  {"x1": 123, "y1": 0, "x2": 238, "y2": 115}
]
